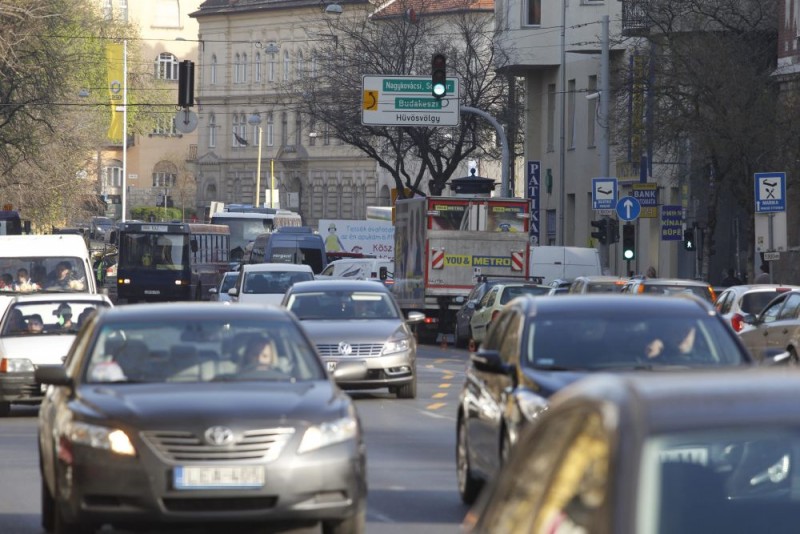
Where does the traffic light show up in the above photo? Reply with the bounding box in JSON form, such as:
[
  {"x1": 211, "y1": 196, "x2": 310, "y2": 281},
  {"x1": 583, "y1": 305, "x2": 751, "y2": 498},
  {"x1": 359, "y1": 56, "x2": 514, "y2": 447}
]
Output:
[
  {"x1": 683, "y1": 228, "x2": 695, "y2": 251},
  {"x1": 431, "y1": 53, "x2": 447, "y2": 98},
  {"x1": 590, "y1": 219, "x2": 608, "y2": 245},
  {"x1": 178, "y1": 60, "x2": 195, "y2": 108},
  {"x1": 622, "y1": 224, "x2": 636, "y2": 261},
  {"x1": 608, "y1": 218, "x2": 619, "y2": 244}
]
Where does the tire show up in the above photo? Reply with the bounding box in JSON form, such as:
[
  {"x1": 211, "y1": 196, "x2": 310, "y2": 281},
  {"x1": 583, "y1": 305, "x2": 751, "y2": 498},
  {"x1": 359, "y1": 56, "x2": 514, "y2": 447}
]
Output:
[
  {"x1": 322, "y1": 503, "x2": 366, "y2": 534},
  {"x1": 395, "y1": 373, "x2": 417, "y2": 399},
  {"x1": 457, "y1": 416, "x2": 482, "y2": 505},
  {"x1": 0, "y1": 402, "x2": 10, "y2": 417},
  {"x1": 454, "y1": 323, "x2": 468, "y2": 349},
  {"x1": 500, "y1": 426, "x2": 512, "y2": 465},
  {"x1": 41, "y1": 477, "x2": 55, "y2": 533}
]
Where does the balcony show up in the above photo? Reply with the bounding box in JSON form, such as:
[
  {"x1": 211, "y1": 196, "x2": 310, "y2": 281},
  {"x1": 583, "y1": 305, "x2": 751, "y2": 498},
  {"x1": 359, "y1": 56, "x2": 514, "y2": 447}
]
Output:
[{"x1": 621, "y1": 0, "x2": 649, "y2": 36}]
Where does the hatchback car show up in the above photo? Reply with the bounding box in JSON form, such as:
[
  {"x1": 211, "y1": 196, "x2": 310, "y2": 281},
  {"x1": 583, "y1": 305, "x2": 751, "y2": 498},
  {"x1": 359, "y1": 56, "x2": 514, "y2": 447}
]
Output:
[
  {"x1": 715, "y1": 284, "x2": 800, "y2": 333},
  {"x1": 282, "y1": 280, "x2": 423, "y2": 399},
  {"x1": 456, "y1": 294, "x2": 755, "y2": 505},
  {"x1": 0, "y1": 293, "x2": 112, "y2": 416},
  {"x1": 36, "y1": 302, "x2": 366, "y2": 534},
  {"x1": 468, "y1": 282, "x2": 550, "y2": 346},
  {"x1": 568, "y1": 275, "x2": 627, "y2": 294},
  {"x1": 739, "y1": 289, "x2": 800, "y2": 362},
  {"x1": 620, "y1": 277, "x2": 716, "y2": 302},
  {"x1": 228, "y1": 263, "x2": 314, "y2": 306},
  {"x1": 207, "y1": 270, "x2": 239, "y2": 302},
  {"x1": 464, "y1": 369, "x2": 800, "y2": 534}
]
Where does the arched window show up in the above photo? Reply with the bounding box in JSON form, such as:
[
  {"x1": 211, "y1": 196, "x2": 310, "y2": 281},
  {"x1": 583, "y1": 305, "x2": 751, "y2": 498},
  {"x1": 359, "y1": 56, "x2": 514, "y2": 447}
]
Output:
[
  {"x1": 210, "y1": 54, "x2": 217, "y2": 85},
  {"x1": 155, "y1": 52, "x2": 179, "y2": 80},
  {"x1": 296, "y1": 51, "x2": 304, "y2": 79},
  {"x1": 266, "y1": 112, "x2": 274, "y2": 146},
  {"x1": 103, "y1": 159, "x2": 123, "y2": 188},
  {"x1": 295, "y1": 112, "x2": 302, "y2": 146},
  {"x1": 208, "y1": 113, "x2": 216, "y2": 148},
  {"x1": 283, "y1": 51, "x2": 290, "y2": 82},
  {"x1": 234, "y1": 53, "x2": 241, "y2": 83},
  {"x1": 242, "y1": 53, "x2": 248, "y2": 83},
  {"x1": 268, "y1": 52, "x2": 276, "y2": 82},
  {"x1": 255, "y1": 52, "x2": 262, "y2": 82},
  {"x1": 281, "y1": 112, "x2": 288, "y2": 145},
  {"x1": 204, "y1": 183, "x2": 217, "y2": 200},
  {"x1": 153, "y1": 161, "x2": 178, "y2": 187}
]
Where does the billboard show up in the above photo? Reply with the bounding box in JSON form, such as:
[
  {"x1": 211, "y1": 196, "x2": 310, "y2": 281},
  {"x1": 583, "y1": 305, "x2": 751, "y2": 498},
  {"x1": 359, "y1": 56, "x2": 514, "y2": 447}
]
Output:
[{"x1": 319, "y1": 219, "x2": 395, "y2": 259}]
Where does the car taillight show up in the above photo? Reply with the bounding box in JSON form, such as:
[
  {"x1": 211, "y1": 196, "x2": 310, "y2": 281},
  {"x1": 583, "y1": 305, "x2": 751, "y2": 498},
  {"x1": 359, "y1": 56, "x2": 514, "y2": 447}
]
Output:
[
  {"x1": 731, "y1": 313, "x2": 744, "y2": 333},
  {"x1": 708, "y1": 286, "x2": 716, "y2": 303}
]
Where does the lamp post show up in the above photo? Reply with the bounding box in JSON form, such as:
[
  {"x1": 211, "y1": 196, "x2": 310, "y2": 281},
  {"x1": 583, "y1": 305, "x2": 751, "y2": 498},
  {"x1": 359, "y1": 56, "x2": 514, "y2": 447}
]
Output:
[{"x1": 247, "y1": 114, "x2": 263, "y2": 208}]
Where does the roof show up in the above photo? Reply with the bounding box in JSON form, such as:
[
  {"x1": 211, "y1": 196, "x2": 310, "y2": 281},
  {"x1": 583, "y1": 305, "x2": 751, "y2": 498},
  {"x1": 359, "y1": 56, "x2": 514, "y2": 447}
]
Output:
[
  {"x1": 518, "y1": 294, "x2": 714, "y2": 317},
  {"x1": 553, "y1": 369, "x2": 800, "y2": 433},
  {"x1": 633, "y1": 278, "x2": 711, "y2": 287},
  {"x1": 241, "y1": 263, "x2": 313, "y2": 273},
  {"x1": 191, "y1": 0, "x2": 371, "y2": 17},
  {"x1": 370, "y1": 0, "x2": 493, "y2": 20},
  {"x1": 97, "y1": 302, "x2": 294, "y2": 322},
  {"x1": 290, "y1": 279, "x2": 391, "y2": 293}
]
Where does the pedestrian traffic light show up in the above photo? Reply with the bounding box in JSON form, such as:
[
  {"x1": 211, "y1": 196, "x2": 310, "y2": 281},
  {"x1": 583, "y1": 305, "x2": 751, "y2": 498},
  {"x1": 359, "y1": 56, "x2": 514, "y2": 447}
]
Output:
[
  {"x1": 431, "y1": 53, "x2": 447, "y2": 98},
  {"x1": 590, "y1": 219, "x2": 608, "y2": 245},
  {"x1": 608, "y1": 218, "x2": 619, "y2": 244},
  {"x1": 683, "y1": 228, "x2": 695, "y2": 251},
  {"x1": 622, "y1": 224, "x2": 635, "y2": 261}
]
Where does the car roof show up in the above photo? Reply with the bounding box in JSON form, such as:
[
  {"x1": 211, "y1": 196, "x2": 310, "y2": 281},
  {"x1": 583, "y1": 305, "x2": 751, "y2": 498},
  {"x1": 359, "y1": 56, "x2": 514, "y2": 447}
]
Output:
[
  {"x1": 551, "y1": 368, "x2": 800, "y2": 433},
  {"x1": 289, "y1": 279, "x2": 390, "y2": 293},
  {"x1": 632, "y1": 277, "x2": 710, "y2": 286},
  {"x1": 574, "y1": 275, "x2": 626, "y2": 282},
  {"x1": 241, "y1": 263, "x2": 313, "y2": 273},
  {"x1": 94, "y1": 302, "x2": 293, "y2": 322},
  {"x1": 513, "y1": 293, "x2": 714, "y2": 316},
  {"x1": 6, "y1": 293, "x2": 112, "y2": 305}
]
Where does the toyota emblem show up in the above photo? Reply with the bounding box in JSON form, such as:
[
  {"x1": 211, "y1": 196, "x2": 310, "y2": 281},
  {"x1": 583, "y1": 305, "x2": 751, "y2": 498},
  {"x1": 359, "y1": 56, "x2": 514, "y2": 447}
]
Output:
[
  {"x1": 204, "y1": 426, "x2": 234, "y2": 446},
  {"x1": 338, "y1": 342, "x2": 352, "y2": 356}
]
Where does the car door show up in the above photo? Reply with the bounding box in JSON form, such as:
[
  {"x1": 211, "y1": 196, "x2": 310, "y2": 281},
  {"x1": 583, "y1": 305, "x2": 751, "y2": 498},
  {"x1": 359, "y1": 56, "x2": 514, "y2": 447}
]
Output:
[
  {"x1": 465, "y1": 308, "x2": 516, "y2": 478},
  {"x1": 471, "y1": 286, "x2": 499, "y2": 341},
  {"x1": 765, "y1": 292, "x2": 800, "y2": 356},
  {"x1": 738, "y1": 294, "x2": 788, "y2": 360},
  {"x1": 456, "y1": 283, "x2": 486, "y2": 340}
]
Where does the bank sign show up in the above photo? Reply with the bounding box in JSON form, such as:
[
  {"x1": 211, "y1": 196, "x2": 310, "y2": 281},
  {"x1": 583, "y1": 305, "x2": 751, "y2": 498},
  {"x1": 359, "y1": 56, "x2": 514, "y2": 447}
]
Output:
[{"x1": 362, "y1": 75, "x2": 460, "y2": 127}]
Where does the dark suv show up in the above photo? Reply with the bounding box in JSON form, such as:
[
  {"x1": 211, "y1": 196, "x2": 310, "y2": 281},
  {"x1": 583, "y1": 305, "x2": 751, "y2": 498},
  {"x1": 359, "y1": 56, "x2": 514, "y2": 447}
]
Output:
[{"x1": 453, "y1": 275, "x2": 542, "y2": 348}]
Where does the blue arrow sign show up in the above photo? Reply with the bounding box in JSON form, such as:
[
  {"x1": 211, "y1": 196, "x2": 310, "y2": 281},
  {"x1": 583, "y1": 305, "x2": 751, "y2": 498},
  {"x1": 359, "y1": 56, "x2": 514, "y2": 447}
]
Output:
[{"x1": 616, "y1": 196, "x2": 641, "y2": 221}]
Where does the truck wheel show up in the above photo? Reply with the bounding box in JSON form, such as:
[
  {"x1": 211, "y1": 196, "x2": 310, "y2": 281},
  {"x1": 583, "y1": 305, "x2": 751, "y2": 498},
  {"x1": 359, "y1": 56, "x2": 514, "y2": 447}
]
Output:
[{"x1": 0, "y1": 402, "x2": 10, "y2": 417}]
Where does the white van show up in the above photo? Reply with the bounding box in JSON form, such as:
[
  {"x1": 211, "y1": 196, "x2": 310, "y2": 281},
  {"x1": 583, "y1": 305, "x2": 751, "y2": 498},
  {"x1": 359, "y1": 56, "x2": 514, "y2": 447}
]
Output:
[
  {"x1": 228, "y1": 263, "x2": 314, "y2": 306},
  {"x1": 529, "y1": 246, "x2": 602, "y2": 285},
  {"x1": 317, "y1": 258, "x2": 393, "y2": 285},
  {"x1": 0, "y1": 235, "x2": 98, "y2": 294}
]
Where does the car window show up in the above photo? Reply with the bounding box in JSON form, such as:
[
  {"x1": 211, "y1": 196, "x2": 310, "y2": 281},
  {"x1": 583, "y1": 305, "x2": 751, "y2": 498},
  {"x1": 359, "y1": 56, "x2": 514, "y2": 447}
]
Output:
[
  {"x1": 83, "y1": 319, "x2": 325, "y2": 383},
  {"x1": 778, "y1": 293, "x2": 800, "y2": 321},
  {"x1": 501, "y1": 285, "x2": 549, "y2": 304},
  {"x1": 319, "y1": 264, "x2": 335, "y2": 277},
  {"x1": 715, "y1": 290, "x2": 732, "y2": 314},
  {"x1": 220, "y1": 274, "x2": 237, "y2": 293},
  {"x1": 499, "y1": 313, "x2": 522, "y2": 365},
  {"x1": 2, "y1": 300, "x2": 110, "y2": 336},
  {"x1": 483, "y1": 308, "x2": 514, "y2": 351},
  {"x1": 285, "y1": 291, "x2": 398, "y2": 320},
  {"x1": 586, "y1": 281, "x2": 626, "y2": 294},
  {"x1": 740, "y1": 291, "x2": 782, "y2": 315},
  {"x1": 761, "y1": 296, "x2": 786, "y2": 323},
  {"x1": 480, "y1": 287, "x2": 498, "y2": 308}
]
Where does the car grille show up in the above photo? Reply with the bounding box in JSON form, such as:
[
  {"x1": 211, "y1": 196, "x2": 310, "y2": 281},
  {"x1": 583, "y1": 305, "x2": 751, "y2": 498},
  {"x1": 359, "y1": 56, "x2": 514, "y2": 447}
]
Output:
[
  {"x1": 316, "y1": 343, "x2": 384, "y2": 357},
  {"x1": 141, "y1": 428, "x2": 295, "y2": 463}
]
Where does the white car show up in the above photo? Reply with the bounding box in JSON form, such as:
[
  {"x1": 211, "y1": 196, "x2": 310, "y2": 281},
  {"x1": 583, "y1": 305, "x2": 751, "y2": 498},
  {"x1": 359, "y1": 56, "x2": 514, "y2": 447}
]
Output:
[
  {"x1": 207, "y1": 271, "x2": 239, "y2": 303},
  {"x1": 0, "y1": 293, "x2": 113, "y2": 416},
  {"x1": 228, "y1": 263, "x2": 314, "y2": 306},
  {"x1": 715, "y1": 284, "x2": 800, "y2": 334}
]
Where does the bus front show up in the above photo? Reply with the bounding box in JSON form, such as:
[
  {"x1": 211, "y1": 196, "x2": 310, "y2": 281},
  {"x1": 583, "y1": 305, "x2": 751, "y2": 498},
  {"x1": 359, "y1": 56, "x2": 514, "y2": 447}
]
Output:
[{"x1": 116, "y1": 223, "x2": 192, "y2": 303}]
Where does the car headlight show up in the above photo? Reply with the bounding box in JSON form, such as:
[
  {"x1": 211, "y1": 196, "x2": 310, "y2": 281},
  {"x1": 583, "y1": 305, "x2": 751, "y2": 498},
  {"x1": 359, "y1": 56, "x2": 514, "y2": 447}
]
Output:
[
  {"x1": 0, "y1": 358, "x2": 34, "y2": 373},
  {"x1": 516, "y1": 390, "x2": 549, "y2": 423},
  {"x1": 382, "y1": 330, "x2": 411, "y2": 356},
  {"x1": 66, "y1": 421, "x2": 136, "y2": 456},
  {"x1": 297, "y1": 416, "x2": 358, "y2": 454}
]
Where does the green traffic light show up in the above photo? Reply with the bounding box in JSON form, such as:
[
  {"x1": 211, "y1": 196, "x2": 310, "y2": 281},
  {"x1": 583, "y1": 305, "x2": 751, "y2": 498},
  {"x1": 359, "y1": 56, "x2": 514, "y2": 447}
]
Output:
[
  {"x1": 432, "y1": 83, "x2": 446, "y2": 97},
  {"x1": 623, "y1": 249, "x2": 635, "y2": 260}
]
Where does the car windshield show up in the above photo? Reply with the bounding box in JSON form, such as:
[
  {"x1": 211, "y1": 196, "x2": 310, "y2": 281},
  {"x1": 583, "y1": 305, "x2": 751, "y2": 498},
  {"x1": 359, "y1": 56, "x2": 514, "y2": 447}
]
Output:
[
  {"x1": 525, "y1": 313, "x2": 747, "y2": 370},
  {"x1": 83, "y1": 319, "x2": 325, "y2": 383},
  {"x1": 0, "y1": 257, "x2": 90, "y2": 293},
  {"x1": 585, "y1": 281, "x2": 626, "y2": 293},
  {"x1": 243, "y1": 271, "x2": 313, "y2": 294},
  {"x1": 286, "y1": 290, "x2": 399, "y2": 320},
  {"x1": 639, "y1": 427, "x2": 800, "y2": 533},
  {"x1": 1, "y1": 300, "x2": 109, "y2": 336},
  {"x1": 220, "y1": 273, "x2": 238, "y2": 292}
]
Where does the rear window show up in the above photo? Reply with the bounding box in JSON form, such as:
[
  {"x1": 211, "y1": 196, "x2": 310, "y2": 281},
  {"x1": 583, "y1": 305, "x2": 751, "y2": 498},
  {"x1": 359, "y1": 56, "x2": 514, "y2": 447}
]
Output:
[
  {"x1": 641, "y1": 284, "x2": 713, "y2": 301},
  {"x1": 585, "y1": 281, "x2": 626, "y2": 294},
  {"x1": 501, "y1": 286, "x2": 550, "y2": 304},
  {"x1": 740, "y1": 291, "x2": 783, "y2": 315}
]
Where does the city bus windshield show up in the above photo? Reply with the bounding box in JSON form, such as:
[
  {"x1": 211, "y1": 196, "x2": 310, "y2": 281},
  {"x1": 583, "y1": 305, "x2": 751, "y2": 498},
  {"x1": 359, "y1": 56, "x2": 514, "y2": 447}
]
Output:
[{"x1": 119, "y1": 233, "x2": 189, "y2": 270}]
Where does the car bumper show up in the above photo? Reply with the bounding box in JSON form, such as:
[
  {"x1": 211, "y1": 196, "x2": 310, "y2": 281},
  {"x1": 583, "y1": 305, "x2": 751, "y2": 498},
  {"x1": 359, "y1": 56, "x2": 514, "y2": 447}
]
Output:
[
  {"x1": 0, "y1": 372, "x2": 43, "y2": 404},
  {"x1": 325, "y1": 352, "x2": 415, "y2": 389},
  {"x1": 57, "y1": 440, "x2": 366, "y2": 528}
]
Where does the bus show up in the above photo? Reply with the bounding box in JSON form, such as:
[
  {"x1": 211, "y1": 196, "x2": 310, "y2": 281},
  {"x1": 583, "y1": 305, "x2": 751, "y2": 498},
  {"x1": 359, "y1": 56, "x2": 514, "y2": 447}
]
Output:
[
  {"x1": 0, "y1": 210, "x2": 23, "y2": 235},
  {"x1": 210, "y1": 208, "x2": 302, "y2": 261},
  {"x1": 116, "y1": 222, "x2": 230, "y2": 303}
]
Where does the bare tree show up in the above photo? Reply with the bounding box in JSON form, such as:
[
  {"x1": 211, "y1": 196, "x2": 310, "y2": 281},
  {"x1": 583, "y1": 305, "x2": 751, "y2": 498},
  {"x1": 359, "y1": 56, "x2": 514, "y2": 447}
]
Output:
[
  {"x1": 613, "y1": 0, "x2": 796, "y2": 280},
  {"x1": 288, "y1": 0, "x2": 517, "y2": 198}
]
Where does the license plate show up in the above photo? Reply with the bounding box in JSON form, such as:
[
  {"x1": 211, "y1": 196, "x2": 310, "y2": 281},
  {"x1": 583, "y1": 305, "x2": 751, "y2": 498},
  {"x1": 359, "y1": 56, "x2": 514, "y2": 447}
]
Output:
[
  {"x1": 173, "y1": 466, "x2": 265, "y2": 490},
  {"x1": 144, "y1": 290, "x2": 161, "y2": 295},
  {"x1": 659, "y1": 447, "x2": 708, "y2": 466},
  {"x1": 327, "y1": 361, "x2": 337, "y2": 372}
]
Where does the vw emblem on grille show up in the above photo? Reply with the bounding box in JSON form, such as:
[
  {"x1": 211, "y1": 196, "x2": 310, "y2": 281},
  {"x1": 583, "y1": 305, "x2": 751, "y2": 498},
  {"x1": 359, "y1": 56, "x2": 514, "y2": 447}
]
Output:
[
  {"x1": 204, "y1": 426, "x2": 234, "y2": 446},
  {"x1": 338, "y1": 342, "x2": 352, "y2": 356}
]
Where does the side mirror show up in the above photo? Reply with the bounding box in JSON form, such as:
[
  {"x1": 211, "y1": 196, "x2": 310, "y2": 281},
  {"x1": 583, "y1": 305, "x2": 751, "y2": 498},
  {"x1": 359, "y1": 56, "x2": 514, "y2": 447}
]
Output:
[
  {"x1": 35, "y1": 366, "x2": 72, "y2": 387},
  {"x1": 742, "y1": 313, "x2": 758, "y2": 325},
  {"x1": 379, "y1": 266, "x2": 388, "y2": 281},
  {"x1": 467, "y1": 301, "x2": 476, "y2": 310},
  {"x1": 470, "y1": 348, "x2": 507, "y2": 374},
  {"x1": 227, "y1": 287, "x2": 239, "y2": 297},
  {"x1": 208, "y1": 288, "x2": 218, "y2": 295},
  {"x1": 406, "y1": 311, "x2": 425, "y2": 324},
  {"x1": 332, "y1": 361, "x2": 368, "y2": 382}
]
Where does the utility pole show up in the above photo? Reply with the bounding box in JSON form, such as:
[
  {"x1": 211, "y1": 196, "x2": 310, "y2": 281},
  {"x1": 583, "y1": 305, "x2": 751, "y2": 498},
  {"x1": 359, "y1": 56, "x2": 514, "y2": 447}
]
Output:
[{"x1": 599, "y1": 15, "x2": 611, "y2": 271}]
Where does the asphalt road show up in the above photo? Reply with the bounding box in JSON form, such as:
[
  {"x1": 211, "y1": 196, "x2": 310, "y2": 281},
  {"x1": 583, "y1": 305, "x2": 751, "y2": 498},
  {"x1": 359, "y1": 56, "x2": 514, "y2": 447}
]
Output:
[{"x1": 0, "y1": 343, "x2": 471, "y2": 534}]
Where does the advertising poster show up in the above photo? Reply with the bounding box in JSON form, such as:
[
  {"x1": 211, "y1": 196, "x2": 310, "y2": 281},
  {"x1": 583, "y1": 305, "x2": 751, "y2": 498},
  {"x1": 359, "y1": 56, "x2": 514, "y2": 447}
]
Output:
[{"x1": 319, "y1": 219, "x2": 395, "y2": 259}]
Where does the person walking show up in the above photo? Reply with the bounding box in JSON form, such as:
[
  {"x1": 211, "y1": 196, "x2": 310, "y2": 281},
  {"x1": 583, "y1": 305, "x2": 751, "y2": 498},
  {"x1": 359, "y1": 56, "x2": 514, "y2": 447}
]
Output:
[{"x1": 754, "y1": 263, "x2": 771, "y2": 284}]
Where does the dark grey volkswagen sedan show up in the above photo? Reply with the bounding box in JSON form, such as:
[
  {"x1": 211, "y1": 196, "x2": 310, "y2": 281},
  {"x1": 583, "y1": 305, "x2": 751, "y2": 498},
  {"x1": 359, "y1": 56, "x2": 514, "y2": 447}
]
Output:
[{"x1": 36, "y1": 302, "x2": 367, "y2": 534}]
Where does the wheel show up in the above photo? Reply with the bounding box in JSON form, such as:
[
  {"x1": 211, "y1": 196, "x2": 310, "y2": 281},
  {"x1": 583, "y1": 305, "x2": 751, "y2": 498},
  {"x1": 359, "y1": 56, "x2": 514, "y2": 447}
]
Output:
[
  {"x1": 454, "y1": 323, "x2": 468, "y2": 349},
  {"x1": 53, "y1": 491, "x2": 95, "y2": 534},
  {"x1": 500, "y1": 425, "x2": 512, "y2": 465},
  {"x1": 457, "y1": 416, "x2": 482, "y2": 505},
  {"x1": 0, "y1": 402, "x2": 10, "y2": 417},
  {"x1": 395, "y1": 373, "x2": 417, "y2": 399},
  {"x1": 41, "y1": 477, "x2": 55, "y2": 533},
  {"x1": 321, "y1": 503, "x2": 365, "y2": 534}
]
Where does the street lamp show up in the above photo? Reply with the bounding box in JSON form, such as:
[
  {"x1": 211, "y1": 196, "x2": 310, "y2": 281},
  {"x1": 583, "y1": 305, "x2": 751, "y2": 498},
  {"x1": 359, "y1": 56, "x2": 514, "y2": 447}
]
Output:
[{"x1": 247, "y1": 114, "x2": 264, "y2": 208}]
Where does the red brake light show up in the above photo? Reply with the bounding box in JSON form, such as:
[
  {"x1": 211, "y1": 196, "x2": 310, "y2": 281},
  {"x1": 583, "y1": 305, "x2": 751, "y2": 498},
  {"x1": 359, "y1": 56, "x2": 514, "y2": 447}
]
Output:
[{"x1": 731, "y1": 313, "x2": 744, "y2": 333}]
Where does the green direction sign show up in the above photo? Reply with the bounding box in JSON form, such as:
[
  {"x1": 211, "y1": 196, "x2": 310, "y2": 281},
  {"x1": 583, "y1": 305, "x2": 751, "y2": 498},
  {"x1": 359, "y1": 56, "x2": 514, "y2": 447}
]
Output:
[{"x1": 362, "y1": 75, "x2": 460, "y2": 127}]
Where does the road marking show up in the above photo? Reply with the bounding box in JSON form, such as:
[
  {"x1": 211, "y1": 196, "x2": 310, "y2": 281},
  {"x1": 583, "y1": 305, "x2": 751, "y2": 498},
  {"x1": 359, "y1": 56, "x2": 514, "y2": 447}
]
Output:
[
  {"x1": 439, "y1": 383, "x2": 452, "y2": 388},
  {"x1": 427, "y1": 402, "x2": 446, "y2": 410},
  {"x1": 432, "y1": 392, "x2": 447, "y2": 399}
]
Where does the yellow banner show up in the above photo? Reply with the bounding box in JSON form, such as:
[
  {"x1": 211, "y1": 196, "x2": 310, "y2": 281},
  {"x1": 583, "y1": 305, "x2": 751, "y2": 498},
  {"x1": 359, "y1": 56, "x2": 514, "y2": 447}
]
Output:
[{"x1": 106, "y1": 43, "x2": 124, "y2": 142}]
